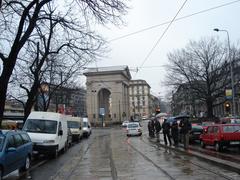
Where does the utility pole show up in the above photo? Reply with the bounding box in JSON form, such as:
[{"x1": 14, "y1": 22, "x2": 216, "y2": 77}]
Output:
[{"x1": 214, "y1": 28, "x2": 236, "y2": 116}]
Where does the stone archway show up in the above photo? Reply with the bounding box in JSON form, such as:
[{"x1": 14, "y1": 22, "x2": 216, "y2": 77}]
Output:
[
  {"x1": 98, "y1": 88, "x2": 111, "y2": 122},
  {"x1": 84, "y1": 66, "x2": 131, "y2": 126}
]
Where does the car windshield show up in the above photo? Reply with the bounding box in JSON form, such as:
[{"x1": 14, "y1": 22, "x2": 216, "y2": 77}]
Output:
[
  {"x1": 83, "y1": 122, "x2": 88, "y2": 127},
  {"x1": 202, "y1": 122, "x2": 213, "y2": 126},
  {"x1": 223, "y1": 125, "x2": 240, "y2": 132},
  {"x1": 192, "y1": 125, "x2": 203, "y2": 130},
  {"x1": 128, "y1": 123, "x2": 138, "y2": 128},
  {"x1": 23, "y1": 119, "x2": 58, "y2": 134},
  {"x1": 68, "y1": 121, "x2": 80, "y2": 128},
  {"x1": 0, "y1": 136, "x2": 4, "y2": 151}
]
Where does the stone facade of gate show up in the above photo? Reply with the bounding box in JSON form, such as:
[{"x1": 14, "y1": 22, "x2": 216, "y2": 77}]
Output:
[{"x1": 84, "y1": 66, "x2": 131, "y2": 126}]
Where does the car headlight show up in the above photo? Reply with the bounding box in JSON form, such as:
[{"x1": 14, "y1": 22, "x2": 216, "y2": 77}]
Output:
[{"x1": 43, "y1": 140, "x2": 55, "y2": 143}]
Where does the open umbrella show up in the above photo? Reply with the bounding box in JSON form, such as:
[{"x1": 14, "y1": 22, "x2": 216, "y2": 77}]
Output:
[{"x1": 155, "y1": 112, "x2": 168, "y2": 118}]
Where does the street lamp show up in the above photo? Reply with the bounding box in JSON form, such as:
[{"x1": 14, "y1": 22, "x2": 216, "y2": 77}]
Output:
[{"x1": 214, "y1": 28, "x2": 236, "y2": 116}]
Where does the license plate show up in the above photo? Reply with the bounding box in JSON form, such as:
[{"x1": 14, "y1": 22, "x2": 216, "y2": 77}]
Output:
[
  {"x1": 230, "y1": 141, "x2": 240, "y2": 145},
  {"x1": 194, "y1": 132, "x2": 201, "y2": 134},
  {"x1": 33, "y1": 151, "x2": 39, "y2": 154}
]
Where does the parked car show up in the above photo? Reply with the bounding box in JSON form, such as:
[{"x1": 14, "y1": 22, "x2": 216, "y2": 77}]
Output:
[
  {"x1": 67, "y1": 117, "x2": 83, "y2": 142},
  {"x1": 126, "y1": 122, "x2": 142, "y2": 136},
  {"x1": 82, "y1": 117, "x2": 91, "y2": 137},
  {"x1": 201, "y1": 121, "x2": 214, "y2": 131},
  {"x1": 189, "y1": 124, "x2": 203, "y2": 143},
  {"x1": 0, "y1": 130, "x2": 32, "y2": 179},
  {"x1": 121, "y1": 121, "x2": 129, "y2": 128},
  {"x1": 23, "y1": 111, "x2": 68, "y2": 158},
  {"x1": 200, "y1": 124, "x2": 240, "y2": 151}
]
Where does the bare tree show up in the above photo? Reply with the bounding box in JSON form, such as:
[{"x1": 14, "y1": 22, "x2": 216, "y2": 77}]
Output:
[
  {"x1": 165, "y1": 37, "x2": 231, "y2": 118},
  {"x1": 0, "y1": 0, "x2": 128, "y2": 126},
  {"x1": 12, "y1": 4, "x2": 104, "y2": 120}
]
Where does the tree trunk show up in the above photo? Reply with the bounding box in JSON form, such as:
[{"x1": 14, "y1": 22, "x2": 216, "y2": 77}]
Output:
[
  {"x1": 0, "y1": 59, "x2": 16, "y2": 127},
  {"x1": 23, "y1": 83, "x2": 39, "y2": 121},
  {"x1": 0, "y1": 77, "x2": 9, "y2": 128},
  {"x1": 206, "y1": 98, "x2": 214, "y2": 118}
]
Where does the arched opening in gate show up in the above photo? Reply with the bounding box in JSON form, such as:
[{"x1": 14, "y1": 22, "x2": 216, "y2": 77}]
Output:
[{"x1": 98, "y1": 88, "x2": 111, "y2": 122}]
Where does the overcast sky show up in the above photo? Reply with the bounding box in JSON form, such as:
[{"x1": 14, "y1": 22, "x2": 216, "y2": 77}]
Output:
[{"x1": 84, "y1": 0, "x2": 240, "y2": 100}]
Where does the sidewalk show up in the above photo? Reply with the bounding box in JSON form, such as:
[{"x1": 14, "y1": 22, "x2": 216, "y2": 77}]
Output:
[{"x1": 145, "y1": 133, "x2": 240, "y2": 174}]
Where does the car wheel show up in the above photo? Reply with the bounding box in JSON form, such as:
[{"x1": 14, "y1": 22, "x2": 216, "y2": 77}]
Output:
[
  {"x1": 50, "y1": 148, "x2": 58, "y2": 159},
  {"x1": 215, "y1": 142, "x2": 222, "y2": 152},
  {"x1": 21, "y1": 155, "x2": 30, "y2": 171},
  {"x1": 64, "y1": 142, "x2": 68, "y2": 152},
  {"x1": 200, "y1": 141, "x2": 205, "y2": 148},
  {"x1": 139, "y1": 133, "x2": 142, "y2": 136}
]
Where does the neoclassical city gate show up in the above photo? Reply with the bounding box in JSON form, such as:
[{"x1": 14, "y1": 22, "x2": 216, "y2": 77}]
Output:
[{"x1": 84, "y1": 66, "x2": 131, "y2": 126}]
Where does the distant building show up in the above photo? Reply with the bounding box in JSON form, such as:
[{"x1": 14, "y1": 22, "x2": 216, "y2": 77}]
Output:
[
  {"x1": 172, "y1": 58, "x2": 240, "y2": 118},
  {"x1": 150, "y1": 95, "x2": 160, "y2": 116},
  {"x1": 172, "y1": 83, "x2": 206, "y2": 117},
  {"x1": 50, "y1": 86, "x2": 87, "y2": 117},
  {"x1": 129, "y1": 80, "x2": 152, "y2": 118},
  {"x1": 4, "y1": 100, "x2": 24, "y2": 116}
]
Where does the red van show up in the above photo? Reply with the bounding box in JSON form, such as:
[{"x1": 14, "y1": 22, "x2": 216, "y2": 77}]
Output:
[{"x1": 200, "y1": 124, "x2": 240, "y2": 151}]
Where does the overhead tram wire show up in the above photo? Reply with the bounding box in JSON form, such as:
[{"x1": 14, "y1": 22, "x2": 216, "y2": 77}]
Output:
[
  {"x1": 109, "y1": 0, "x2": 240, "y2": 42},
  {"x1": 134, "y1": 0, "x2": 189, "y2": 78}
]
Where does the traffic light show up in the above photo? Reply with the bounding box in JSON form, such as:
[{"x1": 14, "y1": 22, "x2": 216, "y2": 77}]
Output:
[{"x1": 224, "y1": 102, "x2": 231, "y2": 113}]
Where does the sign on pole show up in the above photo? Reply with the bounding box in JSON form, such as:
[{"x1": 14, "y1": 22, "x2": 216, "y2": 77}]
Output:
[
  {"x1": 99, "y1": 108, "x2": 105, "y2": 116},
  {"x1": 225, "y1": 89, "x2": 232, "y2": 99}
]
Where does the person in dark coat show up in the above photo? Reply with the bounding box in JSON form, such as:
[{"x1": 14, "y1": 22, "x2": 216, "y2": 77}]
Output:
[
  {"x1": 171, "y1": 120, "x2": 179, "y2": 146},
  {"x1": 148, "y1": 119, "x2": 155, "y2": 138},
  {"x1": 130, "y1": 116, "x2": 134, "y2": 122},
  {"x1": 179, "y1": 117, "x2": 192, "y2": 149},
  {"x1": 154, "y1": 117, "x2": 161, "y2": 142},
  {"x1": 162, "y1": 118, "x2": 171, "y2": 146}
]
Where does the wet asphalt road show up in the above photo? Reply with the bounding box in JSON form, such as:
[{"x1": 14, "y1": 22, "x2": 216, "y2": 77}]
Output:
[{"x1": 3, "y1": 122, "x2": 240, "y2": 180}]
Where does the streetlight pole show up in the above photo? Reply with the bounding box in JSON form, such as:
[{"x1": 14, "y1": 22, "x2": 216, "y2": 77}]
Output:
[{"x1": 214, "y1": 28, "x2": 236, "y2": 116}]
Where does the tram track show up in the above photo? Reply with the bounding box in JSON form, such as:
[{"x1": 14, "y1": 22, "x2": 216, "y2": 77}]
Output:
[{"x1": 138, "y1": 136, "x2": 237, "y2": 180}]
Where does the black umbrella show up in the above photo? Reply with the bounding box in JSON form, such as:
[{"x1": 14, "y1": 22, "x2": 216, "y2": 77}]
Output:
[{"x1": 174, "y1": 114, "x2": 190, "y2": 119}]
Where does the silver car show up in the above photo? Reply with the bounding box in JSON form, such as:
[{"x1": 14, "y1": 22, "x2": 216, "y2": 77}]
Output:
[
  {"x1": 126, "y1": 122, "x2": 142, "y2": 136},
  {"x1": 122, "y1": 121, "x2": 129, "y2": 128}
]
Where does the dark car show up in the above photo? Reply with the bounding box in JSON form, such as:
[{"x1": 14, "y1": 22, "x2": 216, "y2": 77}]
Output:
[
  {"x1": 189, "y1": 124, "x2": 203, "y2": 143},
  {"x1": 0, "y1": 130, "x2": 33, "y2": 179}
]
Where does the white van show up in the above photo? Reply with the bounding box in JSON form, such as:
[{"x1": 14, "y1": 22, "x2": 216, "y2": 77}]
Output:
[
  {"x1": 67, "y1": 116, "x2": 83, "y2": 142},
  {"x1": 23, "y1": 111, "x2": 68, "y2": 158},
  {"x1": 82, "y1": 117, "x2": 91, "y2": 137}
]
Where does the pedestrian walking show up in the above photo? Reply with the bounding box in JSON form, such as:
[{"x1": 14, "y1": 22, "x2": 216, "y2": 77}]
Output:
[
  {"x1": 171, "y1": 121, "x2": 179, "y2": 147},
  {"x1": 162, "y1": 118, "x2": 171, "y2": 146},
  {"x1": 179, "y1": 117, "x2": 192, "y2": 149},
  {"x1": 154, "y1": 117, "x2": 161, "y2": 142}
]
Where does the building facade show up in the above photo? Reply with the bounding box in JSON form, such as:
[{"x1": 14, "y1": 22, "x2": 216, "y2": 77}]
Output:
[
  {"x1": 172, "y1": 84, "x2": 206, "y2": 117},
  {"x1": 129, "y1": 80, "x2": 151, "y2": 118},
  {"x1": 50, "y1": 86, "x2": 87, "y2": 117},
  {"x1": 4, "y1": 100, "x2": 24, "y2": 116}
]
